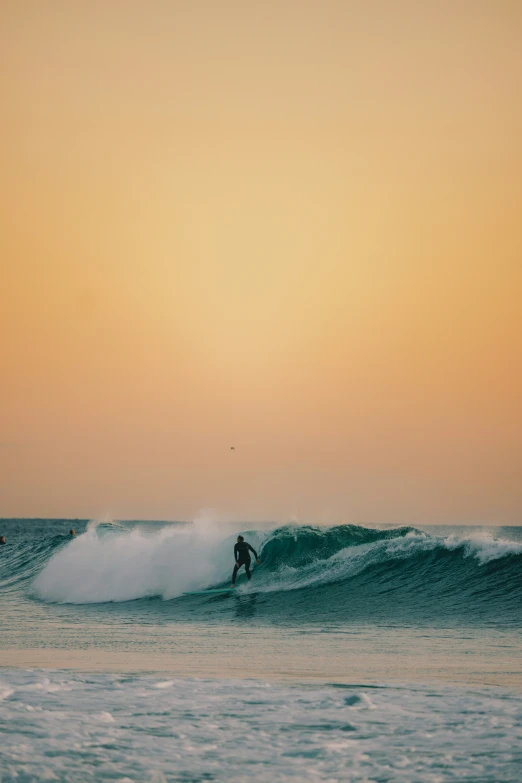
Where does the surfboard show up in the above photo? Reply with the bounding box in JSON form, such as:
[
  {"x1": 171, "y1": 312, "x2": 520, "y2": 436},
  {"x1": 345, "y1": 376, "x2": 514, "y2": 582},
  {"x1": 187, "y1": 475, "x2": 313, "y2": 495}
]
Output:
[{"x1": 182, "y1": 588, "x2": 235, "y2": 595}]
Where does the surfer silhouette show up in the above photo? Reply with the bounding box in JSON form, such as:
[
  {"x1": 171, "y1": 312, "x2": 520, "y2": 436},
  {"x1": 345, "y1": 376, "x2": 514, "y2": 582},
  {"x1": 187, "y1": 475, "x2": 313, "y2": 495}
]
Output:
[{"x1": 231, "y1": 535, "x2": 260, "y2": 587}]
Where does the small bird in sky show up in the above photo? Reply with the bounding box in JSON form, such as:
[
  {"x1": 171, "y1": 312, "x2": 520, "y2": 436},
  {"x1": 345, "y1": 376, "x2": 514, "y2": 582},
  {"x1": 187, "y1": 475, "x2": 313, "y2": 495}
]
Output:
[{"x1": 230, "y1": 446, "x2": 235, "y2": 450}]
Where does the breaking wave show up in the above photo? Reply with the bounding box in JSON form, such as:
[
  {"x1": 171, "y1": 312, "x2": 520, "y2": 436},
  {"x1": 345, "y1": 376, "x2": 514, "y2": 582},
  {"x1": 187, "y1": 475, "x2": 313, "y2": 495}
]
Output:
[{"x1": 7, "y1": 521, "x2": 516, "y2": 625}]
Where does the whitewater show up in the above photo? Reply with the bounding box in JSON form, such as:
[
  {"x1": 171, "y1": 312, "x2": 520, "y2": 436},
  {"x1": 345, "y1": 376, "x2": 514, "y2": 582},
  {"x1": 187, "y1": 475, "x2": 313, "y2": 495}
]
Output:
[{"x1": 1, "y1": 518, "x2": 522, "y2": 781}]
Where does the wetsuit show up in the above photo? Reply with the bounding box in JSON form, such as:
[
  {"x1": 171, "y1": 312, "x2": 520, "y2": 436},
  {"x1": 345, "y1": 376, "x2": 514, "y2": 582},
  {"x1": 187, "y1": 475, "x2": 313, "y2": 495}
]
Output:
[{"x1": 232, "y1": 541, "x2": 258, "y2": 585}]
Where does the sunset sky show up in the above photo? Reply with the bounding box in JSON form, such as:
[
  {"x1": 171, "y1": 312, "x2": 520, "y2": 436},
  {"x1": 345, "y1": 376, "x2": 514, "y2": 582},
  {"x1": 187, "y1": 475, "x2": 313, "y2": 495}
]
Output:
[{"x1": 1, "y1": 0, "x2": 521, "y2": 524}]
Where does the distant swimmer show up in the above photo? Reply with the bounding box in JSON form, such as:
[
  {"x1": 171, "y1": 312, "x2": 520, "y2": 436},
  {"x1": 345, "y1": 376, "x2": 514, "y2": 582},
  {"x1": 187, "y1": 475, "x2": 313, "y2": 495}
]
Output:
[
  {"x1": 0, "y1": 536, "x2": 5, "y2": 545},
  {"x1": 231, "y1": 535, "x2": 260, "y2": 587},
  {"x1": 69, "y1": 529, "x2": 76, "y2": 536}
]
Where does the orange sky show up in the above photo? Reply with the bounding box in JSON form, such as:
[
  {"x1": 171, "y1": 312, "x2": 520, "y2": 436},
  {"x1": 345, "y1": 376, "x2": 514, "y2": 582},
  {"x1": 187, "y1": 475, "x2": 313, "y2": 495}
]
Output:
[{"x1": 1, "y1": 0, "x2": 521, "y2": 523}]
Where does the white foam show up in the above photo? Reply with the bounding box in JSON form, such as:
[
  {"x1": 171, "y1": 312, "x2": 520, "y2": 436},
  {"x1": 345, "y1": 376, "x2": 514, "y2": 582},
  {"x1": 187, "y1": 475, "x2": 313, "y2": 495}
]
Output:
[
  {"x1": 32, "y1": 516, "x2": 256, "y2": 604},
  {"x1": 0, "y1": 669, "x2": 520, "y2": 783},
  {"x1": 97, "y1": 711, "x2": 115, "y2": 723},
  {"x1": 0, "y1": 685, "x2": 14, "y2": 701},
  {"x1": 444, "y1": 532, "x2": 522, "y2": 564}
]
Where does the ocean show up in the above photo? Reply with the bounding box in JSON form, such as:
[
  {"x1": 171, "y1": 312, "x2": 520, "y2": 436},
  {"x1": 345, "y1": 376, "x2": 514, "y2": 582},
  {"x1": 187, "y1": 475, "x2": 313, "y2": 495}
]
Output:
[{"x1": 1, "y1": 518, "x2": 521, "y2": 781}]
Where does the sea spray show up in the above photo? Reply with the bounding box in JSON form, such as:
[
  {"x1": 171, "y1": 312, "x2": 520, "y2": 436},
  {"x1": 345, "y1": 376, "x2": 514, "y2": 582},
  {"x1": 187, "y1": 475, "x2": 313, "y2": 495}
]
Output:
[{"x1": 32, "y1": 516, "x2": 262, "y2": 603}]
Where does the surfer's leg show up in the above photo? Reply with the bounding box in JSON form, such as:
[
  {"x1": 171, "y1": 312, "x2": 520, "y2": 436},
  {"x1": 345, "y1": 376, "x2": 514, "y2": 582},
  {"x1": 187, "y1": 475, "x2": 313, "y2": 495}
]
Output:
[
  {"x1": 231, "y1": 562, "x2": 241, "y2": 586},
  {"x1": 244, "y1": 559, "x2": 252, "y2": 580}
]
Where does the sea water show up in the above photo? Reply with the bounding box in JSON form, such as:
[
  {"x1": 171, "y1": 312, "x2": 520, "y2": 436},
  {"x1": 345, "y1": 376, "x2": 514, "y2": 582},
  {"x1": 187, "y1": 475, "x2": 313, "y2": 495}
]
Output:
[{"x1": 1, "y1": 518, "x2": 522, "y2": 781}]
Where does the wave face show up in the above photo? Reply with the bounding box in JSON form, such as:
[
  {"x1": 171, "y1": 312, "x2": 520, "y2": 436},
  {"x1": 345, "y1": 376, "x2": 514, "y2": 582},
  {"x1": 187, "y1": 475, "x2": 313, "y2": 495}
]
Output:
[
  {"x1": 254, "y1": 524, "x2": 522, "y2": 624},
  {"x1": 2, "y1": 520, "x2": 521, "y2": 625}
]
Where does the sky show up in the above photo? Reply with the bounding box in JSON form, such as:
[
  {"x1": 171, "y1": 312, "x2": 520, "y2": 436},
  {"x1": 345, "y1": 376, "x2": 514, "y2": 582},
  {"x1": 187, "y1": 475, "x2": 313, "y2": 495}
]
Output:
[{"x1": 1, "y1": 0, "x2": 521, "y2": 524}]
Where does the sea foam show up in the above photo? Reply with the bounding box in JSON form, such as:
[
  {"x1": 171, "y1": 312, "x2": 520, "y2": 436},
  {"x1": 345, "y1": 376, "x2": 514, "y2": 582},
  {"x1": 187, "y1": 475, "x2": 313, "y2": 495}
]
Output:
[{"x1": 32, "y1": 517, "x2": 250, "y2": 603}]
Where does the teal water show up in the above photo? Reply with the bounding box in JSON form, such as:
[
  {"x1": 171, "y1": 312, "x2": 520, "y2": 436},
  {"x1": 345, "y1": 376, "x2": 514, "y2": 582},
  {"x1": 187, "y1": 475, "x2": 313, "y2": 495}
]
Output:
[{"x1": 1, "y1": 519, "x2": 522, "y2": 781}]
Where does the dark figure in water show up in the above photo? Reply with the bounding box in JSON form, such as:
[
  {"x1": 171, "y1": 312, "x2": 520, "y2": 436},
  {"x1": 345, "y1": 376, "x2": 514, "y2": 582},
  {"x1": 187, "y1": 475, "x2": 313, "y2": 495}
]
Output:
[
  {"x1": 231, "y1": 535, "x2": 260, "y2": 587},
  {"x1": 0, "y1": 536, "x2": 5, "y2": 545},
  {"x1": 69, "y1": 529, "x2": 76, "y2": 536}
]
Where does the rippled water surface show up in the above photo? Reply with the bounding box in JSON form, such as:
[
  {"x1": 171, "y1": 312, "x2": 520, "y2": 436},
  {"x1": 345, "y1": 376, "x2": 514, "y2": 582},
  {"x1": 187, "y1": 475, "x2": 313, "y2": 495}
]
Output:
[{"x1": 1, "y1": 669, "x2": 522, "y2": 783}]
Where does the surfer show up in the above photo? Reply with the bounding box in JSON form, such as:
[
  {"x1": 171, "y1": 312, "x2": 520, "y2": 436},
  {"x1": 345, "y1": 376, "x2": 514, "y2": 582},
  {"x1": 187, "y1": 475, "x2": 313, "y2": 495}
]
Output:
[
  {"x1": 231, "y1": 535, "x2": 260, "y2": 587},
  {"x1": 0, "y1": 536, "x2": 5, "y2": 545}
]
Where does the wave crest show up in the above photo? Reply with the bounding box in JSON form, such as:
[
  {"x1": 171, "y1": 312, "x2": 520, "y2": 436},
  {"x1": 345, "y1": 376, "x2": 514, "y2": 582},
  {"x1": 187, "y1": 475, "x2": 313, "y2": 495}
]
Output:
[{"x1": 24, "y1": 522, "x2": 522, "y2": 621}]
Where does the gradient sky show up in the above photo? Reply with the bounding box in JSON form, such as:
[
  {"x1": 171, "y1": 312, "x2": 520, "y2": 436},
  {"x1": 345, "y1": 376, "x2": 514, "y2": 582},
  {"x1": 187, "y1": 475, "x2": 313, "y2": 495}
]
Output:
[{"x1": 1, "y1": 0, "x2": 521, "y2": 524}]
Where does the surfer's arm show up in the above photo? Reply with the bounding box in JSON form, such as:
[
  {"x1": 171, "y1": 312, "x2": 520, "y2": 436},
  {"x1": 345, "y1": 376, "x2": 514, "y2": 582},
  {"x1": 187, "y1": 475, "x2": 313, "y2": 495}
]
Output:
[
  {"x1": 234, "y1": 543, "x2": 239, "y2": 561},
  {"x1": 248, "y1": 544, "x2": 258, "y2": 559}
]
